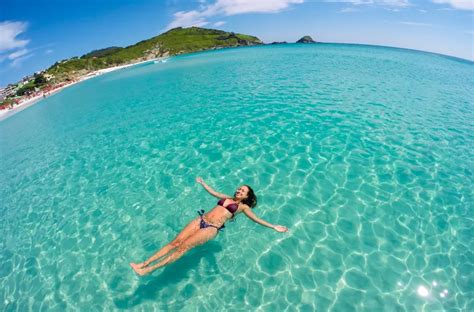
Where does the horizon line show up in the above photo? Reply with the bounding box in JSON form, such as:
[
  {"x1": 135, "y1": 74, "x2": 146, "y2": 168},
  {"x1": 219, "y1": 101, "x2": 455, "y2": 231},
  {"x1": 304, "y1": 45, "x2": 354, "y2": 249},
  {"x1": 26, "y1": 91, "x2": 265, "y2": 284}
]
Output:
[{"x1": 2, "y1": 35, "x2": 472, "y2": 88}]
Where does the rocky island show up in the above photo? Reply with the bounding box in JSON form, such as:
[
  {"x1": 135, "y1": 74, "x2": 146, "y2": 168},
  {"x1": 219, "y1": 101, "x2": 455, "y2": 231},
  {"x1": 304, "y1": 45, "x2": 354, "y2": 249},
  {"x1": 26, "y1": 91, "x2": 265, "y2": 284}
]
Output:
[{"x1": 296, "y1": 36, "x2": 316, "y2": 43}]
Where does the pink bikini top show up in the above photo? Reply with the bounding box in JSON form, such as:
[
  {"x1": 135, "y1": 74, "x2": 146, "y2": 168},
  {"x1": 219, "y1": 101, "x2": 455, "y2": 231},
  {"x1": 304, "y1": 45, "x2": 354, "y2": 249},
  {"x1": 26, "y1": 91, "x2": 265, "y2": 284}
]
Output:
[{"x1": 217, "y1": 198, "x2": 238, "y2": 215}]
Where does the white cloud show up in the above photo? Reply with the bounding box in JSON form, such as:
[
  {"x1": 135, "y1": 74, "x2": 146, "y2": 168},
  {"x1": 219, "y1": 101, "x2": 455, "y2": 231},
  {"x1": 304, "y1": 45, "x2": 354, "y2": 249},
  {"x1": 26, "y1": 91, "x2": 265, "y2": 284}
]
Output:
[
  {"x1": 166, "y1": 0, "x2": 304, "y2": 30},
  {"x1": 0, "y1": 21, "x2": 35, "y2": 68},
  {"x1": 337, "y1": 0, "x2": 408, "y2": 13},
  {"x1": 0, "y1": 21, "x2": 30, "y2": 52},
  {"x1": 45, "y1": 49, "x2": 54, "y2": 54},
  {"x1": 167, "y1": 10, "x2": 209, "y2": 29},
  {"x1": 399, "y1": 21, "x2": 432, "y2": 26},
  {"x1": 340, "y1": 7, "x2": 359, "y2": 12},
  {"x1": 328, "y1": 0, "x2": 410, "y2": 7},
  {"x1": 213, "y1": 21, "x2": 226, "y2": 26},
  {"x1": 212, "y1": 0, "x2": 304, "y2": 15},
  {"x1": 8, "y1": 48, "x2": 29, "y2": 60},
  {"x1": 10, "y1": 53, "x2": 34, "y2": 67},
  {"x1": 432, "y1": 0, "x2": 474, "y2": 10}
]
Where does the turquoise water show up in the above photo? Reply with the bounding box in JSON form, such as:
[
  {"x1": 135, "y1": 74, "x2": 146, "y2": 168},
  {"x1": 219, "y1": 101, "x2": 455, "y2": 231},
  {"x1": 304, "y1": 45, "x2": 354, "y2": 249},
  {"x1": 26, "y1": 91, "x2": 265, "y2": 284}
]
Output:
[{"x1": 1, "y1": 44, "x2": 473, "y2": 311}]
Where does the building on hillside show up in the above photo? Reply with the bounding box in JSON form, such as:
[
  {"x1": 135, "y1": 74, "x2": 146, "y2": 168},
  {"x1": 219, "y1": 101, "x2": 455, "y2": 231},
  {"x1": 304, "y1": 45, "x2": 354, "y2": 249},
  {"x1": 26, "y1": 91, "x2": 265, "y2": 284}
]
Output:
[
  {"x1": 21, "y1": 75, "x2": 33, "y2": 82},
  {"x1": 0, "y1": 84, "x2": 18, "y2": 99},
  {"x1": 44, "y1": 73, "x2": 55, "y2": 81}
]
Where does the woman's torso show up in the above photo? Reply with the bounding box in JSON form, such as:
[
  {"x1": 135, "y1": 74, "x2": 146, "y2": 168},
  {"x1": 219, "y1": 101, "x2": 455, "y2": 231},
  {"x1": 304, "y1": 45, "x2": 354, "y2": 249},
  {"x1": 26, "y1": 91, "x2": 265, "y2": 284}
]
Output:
[{"x1": 203, "y1": 198, "x2": 244, "y2": 226}]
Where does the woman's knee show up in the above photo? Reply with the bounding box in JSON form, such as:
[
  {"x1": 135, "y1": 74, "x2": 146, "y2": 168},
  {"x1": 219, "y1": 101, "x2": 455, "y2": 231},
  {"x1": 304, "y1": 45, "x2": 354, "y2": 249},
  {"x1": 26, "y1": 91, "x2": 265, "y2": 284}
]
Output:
[
  {"x1": 175, "y1": 243, "x2": 190, "y2": 254},
  {"x1": 170, "y1": 239, "x2": 183, "y2": 248}
]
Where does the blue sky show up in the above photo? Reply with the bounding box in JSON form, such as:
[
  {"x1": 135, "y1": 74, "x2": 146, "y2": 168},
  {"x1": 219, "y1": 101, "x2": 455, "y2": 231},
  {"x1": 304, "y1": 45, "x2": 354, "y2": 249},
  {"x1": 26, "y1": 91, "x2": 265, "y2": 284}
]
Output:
[{"x1": 1, "y1": 0, "x2": 473, "y2": 87}]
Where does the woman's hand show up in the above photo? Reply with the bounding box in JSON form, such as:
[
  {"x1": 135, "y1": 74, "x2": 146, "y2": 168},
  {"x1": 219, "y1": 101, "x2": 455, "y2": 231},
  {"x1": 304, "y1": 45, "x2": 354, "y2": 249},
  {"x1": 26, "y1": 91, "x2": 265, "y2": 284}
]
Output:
[
  {"x1": 273, "y1": 225, "x2": 288, "y2": 233},
  {"x1": 196, "y1": 177, "x2": 204, "y2": 185}
]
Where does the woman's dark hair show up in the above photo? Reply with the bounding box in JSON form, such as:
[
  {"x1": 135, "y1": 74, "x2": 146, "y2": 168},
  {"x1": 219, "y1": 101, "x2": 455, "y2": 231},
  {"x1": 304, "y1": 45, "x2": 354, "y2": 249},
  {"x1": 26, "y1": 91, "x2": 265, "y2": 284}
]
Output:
[{"x1": 242, "y1": 185, "x2": 257, "y2": 208}]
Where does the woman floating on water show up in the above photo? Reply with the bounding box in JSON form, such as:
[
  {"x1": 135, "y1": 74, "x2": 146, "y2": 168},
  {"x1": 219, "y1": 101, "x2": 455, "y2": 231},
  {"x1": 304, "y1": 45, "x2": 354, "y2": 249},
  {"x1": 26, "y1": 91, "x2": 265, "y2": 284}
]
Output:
[{"x1": 130, "y1": 177, "x2": 288, "y2": 276}]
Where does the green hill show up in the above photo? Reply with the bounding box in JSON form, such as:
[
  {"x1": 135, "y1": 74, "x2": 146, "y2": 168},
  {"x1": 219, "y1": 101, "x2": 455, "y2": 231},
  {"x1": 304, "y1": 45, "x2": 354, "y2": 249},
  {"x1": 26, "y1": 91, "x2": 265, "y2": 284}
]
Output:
[
  {"x1": 46, "y1": 27, "x2": 262, "y2": 81},
  {"x1": 81, "y1": 47, "x2": 123, "y2": 59}
]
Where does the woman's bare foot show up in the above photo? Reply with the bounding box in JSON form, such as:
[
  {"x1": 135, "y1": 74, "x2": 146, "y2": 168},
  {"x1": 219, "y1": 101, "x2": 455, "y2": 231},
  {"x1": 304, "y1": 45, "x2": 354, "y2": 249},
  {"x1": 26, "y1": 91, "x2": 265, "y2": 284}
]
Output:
[
  {"x1": 130, "y1": 263, "x2": 148, "y2": 276},
  {"x1": 130, "y1": 261, "x2": 148, "y2": 269}
]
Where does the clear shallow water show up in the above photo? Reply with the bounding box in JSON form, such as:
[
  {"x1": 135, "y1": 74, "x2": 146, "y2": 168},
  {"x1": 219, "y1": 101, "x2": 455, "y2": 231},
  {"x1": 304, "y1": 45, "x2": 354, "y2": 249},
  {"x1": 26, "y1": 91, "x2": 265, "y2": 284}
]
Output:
[{"x1": 1, "y1": 44, "x2": 473, "y2": 311}]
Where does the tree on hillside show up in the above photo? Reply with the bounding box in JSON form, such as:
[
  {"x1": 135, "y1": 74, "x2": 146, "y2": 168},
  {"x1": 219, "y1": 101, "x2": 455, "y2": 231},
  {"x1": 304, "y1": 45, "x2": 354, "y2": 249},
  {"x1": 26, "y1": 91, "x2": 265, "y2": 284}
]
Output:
[
  {"x1": 34, "y1": 73, "x2": 47, "y2": 85},
  {"x1": 16, "y1": 83, "x2": 36, "y2": 96}
]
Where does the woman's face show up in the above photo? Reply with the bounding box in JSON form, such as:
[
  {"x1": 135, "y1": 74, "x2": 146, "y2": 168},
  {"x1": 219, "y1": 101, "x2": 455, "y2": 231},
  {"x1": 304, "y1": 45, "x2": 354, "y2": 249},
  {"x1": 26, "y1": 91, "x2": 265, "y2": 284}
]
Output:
[{"x1": 234, "y1": 185, "x2": 249, "y2": 200}]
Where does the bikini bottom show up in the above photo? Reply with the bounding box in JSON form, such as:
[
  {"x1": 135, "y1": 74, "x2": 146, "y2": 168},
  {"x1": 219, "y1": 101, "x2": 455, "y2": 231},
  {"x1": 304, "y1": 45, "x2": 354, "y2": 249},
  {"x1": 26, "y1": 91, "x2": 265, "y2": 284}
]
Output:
[{"x1": 197, "y1": 210, "x2": 224, "y2": 232}]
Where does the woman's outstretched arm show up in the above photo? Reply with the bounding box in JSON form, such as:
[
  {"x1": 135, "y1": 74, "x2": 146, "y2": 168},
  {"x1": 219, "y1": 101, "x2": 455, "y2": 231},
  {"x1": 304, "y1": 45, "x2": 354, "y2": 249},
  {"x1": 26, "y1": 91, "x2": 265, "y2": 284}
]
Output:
[
  {"x1": 243, "y1": 207, "x2": 288, "y2": 232},
  {"x1": 196, "y1": 177, "x2": 231, "y2": 199}
]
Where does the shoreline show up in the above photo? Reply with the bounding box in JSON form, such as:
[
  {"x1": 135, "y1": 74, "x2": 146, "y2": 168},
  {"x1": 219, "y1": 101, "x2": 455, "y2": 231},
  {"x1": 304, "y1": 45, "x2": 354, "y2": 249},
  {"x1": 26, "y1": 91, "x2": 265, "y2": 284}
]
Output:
[
  {"x1": 3, "y1": 42, "x2": 468, "y2": 123},
  {"x1": 0, "y1": 58, "x2": 162, "y2": 121}
]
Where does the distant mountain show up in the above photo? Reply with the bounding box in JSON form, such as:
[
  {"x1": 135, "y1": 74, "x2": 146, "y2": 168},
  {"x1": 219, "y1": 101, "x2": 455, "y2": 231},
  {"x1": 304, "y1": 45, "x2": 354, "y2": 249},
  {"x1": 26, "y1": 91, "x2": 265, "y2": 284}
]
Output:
[
  {"x1": 296, "y1": 36, "x2": 316, "y2": 43},
  {"x1": 46, "y1": 27, "x2": 263, "y2": 81}
]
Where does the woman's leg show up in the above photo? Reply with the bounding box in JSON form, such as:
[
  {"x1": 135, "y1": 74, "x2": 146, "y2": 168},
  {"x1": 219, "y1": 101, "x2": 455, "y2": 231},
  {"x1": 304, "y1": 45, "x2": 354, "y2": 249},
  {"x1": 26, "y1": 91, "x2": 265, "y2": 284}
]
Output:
[
  {"x1": 132, "y1": 227, "x2": 217, "y2": 276},
  {"x1": 130, "y1": 217, "x2": 201, "y2": 269}
]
